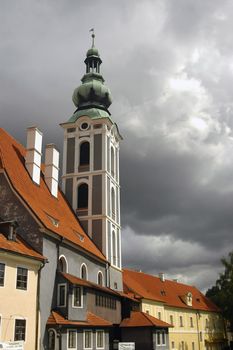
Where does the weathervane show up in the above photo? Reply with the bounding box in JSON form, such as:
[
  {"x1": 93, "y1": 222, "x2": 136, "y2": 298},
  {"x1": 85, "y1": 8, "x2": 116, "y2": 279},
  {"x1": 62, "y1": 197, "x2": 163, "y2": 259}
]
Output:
[{"x1": 89, "y1": 28, "x2": 95, "y2": 47}]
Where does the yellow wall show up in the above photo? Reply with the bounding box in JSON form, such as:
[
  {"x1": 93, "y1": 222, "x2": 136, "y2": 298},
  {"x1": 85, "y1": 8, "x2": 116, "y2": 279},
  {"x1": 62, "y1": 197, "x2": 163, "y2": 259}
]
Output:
[
  {"x1": 141, "y1": 299, "x2": 226, "y2": 350},
  {"x1": 0, "y1": 252, "x2": 41, "y2": 350}
]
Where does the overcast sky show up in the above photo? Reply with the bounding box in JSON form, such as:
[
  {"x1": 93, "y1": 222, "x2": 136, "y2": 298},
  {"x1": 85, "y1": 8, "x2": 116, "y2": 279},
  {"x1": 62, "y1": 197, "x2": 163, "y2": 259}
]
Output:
[{"x1": 1, "y1": 0, "x2": 233, "y2": 291}]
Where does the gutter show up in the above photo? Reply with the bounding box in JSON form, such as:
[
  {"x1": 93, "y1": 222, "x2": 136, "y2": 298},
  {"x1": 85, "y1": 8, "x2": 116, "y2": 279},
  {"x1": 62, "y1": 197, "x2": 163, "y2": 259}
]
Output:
[{"x1": 36, "y1": 259, "x2": 47, "y2": 350}]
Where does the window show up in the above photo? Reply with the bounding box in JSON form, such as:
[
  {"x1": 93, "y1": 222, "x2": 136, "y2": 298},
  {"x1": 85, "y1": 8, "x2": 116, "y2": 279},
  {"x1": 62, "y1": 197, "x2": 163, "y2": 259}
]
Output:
[
  {"x1": 0, "y1": 263, "x2": 5, "y2": 286},
  {"x1": 16, "y1": 267, "x2": 28, "y2": 290},
  {"x1": 81, "y1": 264, "x2": 88, "y2": 280},
  {"x1": 112, "y1": 231, "x2": 117, "y2": 266},
  {"x1": 59, "y1": 256, "x2": 68, "y2": 273},
  {"x1": 171, "y1": 341, "x2": 175, "y2": 349},
  {"x1": 95, "y1": 293, "x2": 116, "y2": 309},
  {"x1": 14, "y1": 319, "x2": 26, "y2": 341},
  {"x1": 84, "y1": 330, "x2": 92, "y2": 349},
  {"x1": 179, "y1": 316, "x2": 183, "y2": 327},
  {"x1": 111, "y1": 187, "x2": 116, "y2": 220},
  {"x1": 73, "y1": 286, "x2": 82, "y2": 307},
  {"x1": 158, "y1": 311, "x2": 161, "y2": 320},
  {"x1": 96, "y1": 330, "x2": 104, "y2": 349},
  {"x1": 190, "y1": 316, "x2": 194, "y2": 328},
  {"x1": 57, "y1": 284, "x2": 66, "y2": 307},
  {"x1": 48, "y1": 329, "x2": 56, "y2": 350},
  {"x1": 97, "y1": 271, "x2": 103, "y2": 286},
  {"x1": 192, "y1": 342, "x2": 195, "y2": 350},
  {"x1": 68, "y1": 330, "x2": 77, "y2": 349},
  {"x1": 80, "y1": 142, "x2": 90, "y2": 166},
  {"x1": 77, "y1": 183, "x2": 88, "y2": 209},
  {"x1": 181, "y1": 341, "x2": 185, "y2": 350},
  {"x1": 111, "y1": 147, "x2": 115, "y2": 177},
  {"x1": 170, "y1": 315, "x2": 174, "y2": 325},
  {"x1": 200, "y1": 331, "x2": 203, "y2": 342},
  {"x1": 156, "y1": 331, "x2": 166, "y2": 346}
]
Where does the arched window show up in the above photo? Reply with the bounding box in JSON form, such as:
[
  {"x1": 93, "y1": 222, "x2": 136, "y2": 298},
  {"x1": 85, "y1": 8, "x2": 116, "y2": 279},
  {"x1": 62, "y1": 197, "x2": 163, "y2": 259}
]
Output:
[
  {"x1": 77, "y1": 183, "x2": 88, "y2": 209},
  {"x1": 112, "y1": 231, "x2": 117, "y2": 266},
  {"x1": 59, "y1": 255, "x2": 68, "y2": 273},
  {"x1": 97, "y1": 271, "x2": 103, "y2": 286},
  {"x1": 48, "y1": 329, "x2": 56, "y2": 350},
  {"x1": 80, "y1": 142, "x2": 90, "y2": 166},
  {"x1": 80, "y1": 263, "x2": 88, "y2": 280},
  {"x1": 111, "y1": 147, "x2": 115, "y2": 177},
  {"x1": 111, "y1": 187, "x2": 116, "y2": 220}
]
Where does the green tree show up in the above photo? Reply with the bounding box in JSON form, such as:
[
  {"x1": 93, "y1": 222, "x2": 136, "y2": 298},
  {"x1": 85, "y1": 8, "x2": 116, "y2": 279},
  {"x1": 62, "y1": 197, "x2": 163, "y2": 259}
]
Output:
[{"x1": 206, "y1": 251, "x2": 233, "y2": 331}]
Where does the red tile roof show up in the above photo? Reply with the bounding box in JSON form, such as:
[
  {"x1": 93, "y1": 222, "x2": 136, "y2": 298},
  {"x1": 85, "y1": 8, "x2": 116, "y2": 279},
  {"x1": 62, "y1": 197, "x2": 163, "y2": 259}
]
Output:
[
  {"x1": 120, "y1": 311, "x2": 172, "y2": 328},
  {"x1": 123, "y1": 269, "x2": 220, "y2": 312},
  {"x1": 0, "y1": 128, "x2": 105, "y2": 262},
  {"x1": 60, "y1": 272, "x2": 119, "y2": 296},
  {"x1": 0, "y1": 232, "x2": 45, "y2": 261},
  {"x1": 47, "y1": 310, "x2": 112, "y2": 327}
]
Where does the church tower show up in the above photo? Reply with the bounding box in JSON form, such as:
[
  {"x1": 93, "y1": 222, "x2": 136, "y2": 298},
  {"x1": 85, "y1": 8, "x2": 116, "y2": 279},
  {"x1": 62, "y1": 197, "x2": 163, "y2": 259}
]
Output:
[{"x1": 61, "y1": 33, "x2": 122, "y2": 290}]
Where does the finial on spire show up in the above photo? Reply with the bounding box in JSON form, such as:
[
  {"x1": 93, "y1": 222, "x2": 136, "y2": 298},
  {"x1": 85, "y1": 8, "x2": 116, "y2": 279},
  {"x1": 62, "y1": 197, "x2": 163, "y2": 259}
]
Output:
[{"x1": 89, "y1": 28, "x2": 95, "y2": 48}]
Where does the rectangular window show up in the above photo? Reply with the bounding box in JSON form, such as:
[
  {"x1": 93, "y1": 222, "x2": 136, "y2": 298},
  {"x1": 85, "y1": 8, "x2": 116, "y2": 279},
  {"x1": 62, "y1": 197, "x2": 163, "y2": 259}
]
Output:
[
  {"x1": 73, "y1": 286, "x2": 82, "y2": 307},
  {"x1": 84, "y1": 330, "x2": 92, "y2": 349},
  {"x1": 190, "y1": 316, "x2": 194, "y2": 327},
  {"x1": 68, "y1": 330, "x2": 76, "y2": 349},
  {"x1": 179, "y1": 316, "x2": 183, "y2": 327},
  {"x1": 16, "y1": 267, "x2": 28, "y2": 290},
  {"x1": 96, "y1": 330, "x2": 104, "y2": 349},
  {"x1": 158, "y1": 311, "x2": 161, "y2": 320},
  {"x1": 171, "y1": 341, "x2": 175, "y2": 349},
  {"x1": 170, "y1": 315, "x2": 174, "y2": 325},
  {"x1": 192, "y1": 342, "x2": 195, "y2": 350},
  {"x1": 14, "y1": 319, "x2": 26, "y2": 341},
  {"x1": 157, "y1": 332, "x2": 161, "y2": 346},
  {"x1": 57, "y1": 284, "x2": 66, "y2": 307},
  {"x1": 0, "y1": 263, "x2": 5, "y2": 286},
  {"x1": 181, "y1": 341, "x2": 184, "y2": 350}
]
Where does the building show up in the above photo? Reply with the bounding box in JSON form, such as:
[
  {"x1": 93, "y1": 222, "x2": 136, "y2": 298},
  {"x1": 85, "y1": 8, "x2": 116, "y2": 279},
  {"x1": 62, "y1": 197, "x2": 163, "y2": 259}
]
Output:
[
  {"x1": 0, "y1": 221, "x2": 45, "y2": 349},
  {"x1": 123, "y1": 269, "x2": 227, "y2": 350}
]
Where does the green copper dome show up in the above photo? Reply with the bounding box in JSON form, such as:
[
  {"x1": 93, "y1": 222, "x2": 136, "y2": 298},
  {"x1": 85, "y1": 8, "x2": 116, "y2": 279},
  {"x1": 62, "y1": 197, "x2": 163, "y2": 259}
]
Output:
[{"x1": 72, "y1": 36, "x2": 112, "y2": 113}]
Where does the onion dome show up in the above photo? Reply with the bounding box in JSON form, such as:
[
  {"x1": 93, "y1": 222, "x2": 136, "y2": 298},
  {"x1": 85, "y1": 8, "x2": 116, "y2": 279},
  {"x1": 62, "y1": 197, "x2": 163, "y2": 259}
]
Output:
[{"x1": 72, "y1": 32, "x2": 112, "y2": 113}]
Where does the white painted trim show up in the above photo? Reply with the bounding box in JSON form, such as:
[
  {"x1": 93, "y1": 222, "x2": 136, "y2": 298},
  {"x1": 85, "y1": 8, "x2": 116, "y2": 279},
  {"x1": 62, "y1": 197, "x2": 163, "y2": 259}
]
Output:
[
  {"x1": 80, "y1": 263, "x2": 88, "y2": 280},
  {"x1": 67, "y1": 328, "x2": 77, "y2": 349},
  {"x1": 57, "y1": 283, "x2": 67, "y2": 307},
  {"x1": 96, "y1": 330, "x2": 105, "y2": 349},
  {"x1": 58, "y1": 255, "x2": 68, "y2": 273},
  {"x1": 72, "y1": 286, "x2": 83, "y2": 308},
  {"x1": 83, "y1": 330, "x2": 93, "y2": 350}
]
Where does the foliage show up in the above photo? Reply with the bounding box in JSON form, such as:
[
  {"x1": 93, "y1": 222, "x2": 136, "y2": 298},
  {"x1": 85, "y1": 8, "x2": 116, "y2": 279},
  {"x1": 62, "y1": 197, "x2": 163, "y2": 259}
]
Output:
[{"x1": 206, "y1": 251, "x2": 233, "y2": 330}]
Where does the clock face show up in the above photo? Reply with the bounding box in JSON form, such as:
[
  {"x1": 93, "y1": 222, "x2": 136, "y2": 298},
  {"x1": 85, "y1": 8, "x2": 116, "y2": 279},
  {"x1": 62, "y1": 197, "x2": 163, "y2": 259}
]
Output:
[{"x1": 80, "y1": 122, "x2": 89, "y2": 130}]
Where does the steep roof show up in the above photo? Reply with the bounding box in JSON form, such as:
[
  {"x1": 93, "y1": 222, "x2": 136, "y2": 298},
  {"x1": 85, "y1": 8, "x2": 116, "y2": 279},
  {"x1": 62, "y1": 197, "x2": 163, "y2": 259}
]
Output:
[
  {"x1": 123, "y1": 269, "x2": 220, "y2": 312},
  {"x1": 0, "y1": 232, "x2": 45, "y2": 262},
  {"x1": 0, "y1": 128, "x2": 105, "y2": 262},
  {"x1": 120, "y1": 311, "x2": 172, "y2": 328},
  {"x1": 47, "y1": 310, "x2": 112, "y2": 327}
]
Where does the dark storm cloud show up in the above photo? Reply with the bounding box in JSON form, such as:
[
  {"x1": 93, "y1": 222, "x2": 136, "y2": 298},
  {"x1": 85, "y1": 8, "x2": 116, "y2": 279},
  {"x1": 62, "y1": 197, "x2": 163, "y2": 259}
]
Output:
[{"x1": 1, "y1": 0, "x2": 233, "y2": 290}]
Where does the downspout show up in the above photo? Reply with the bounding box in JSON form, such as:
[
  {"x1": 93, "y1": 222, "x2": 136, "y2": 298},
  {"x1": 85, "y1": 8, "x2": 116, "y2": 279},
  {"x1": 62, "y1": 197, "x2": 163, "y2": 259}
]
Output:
[
  {"x1": 36, "y1": 259, "x2": 46, "y2": 350},
  {"x1": 196, "y1": 311, "x2": 201, "y2": 350}
]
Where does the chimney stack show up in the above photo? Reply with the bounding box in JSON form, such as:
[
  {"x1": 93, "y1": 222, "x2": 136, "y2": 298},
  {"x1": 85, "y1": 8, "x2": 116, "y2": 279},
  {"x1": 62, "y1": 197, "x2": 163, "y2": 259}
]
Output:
[
  {"x1": 44, "y1": 144, "x2": 59, "y2": 198},
  {"x1": 159, "y1": 272, "x2": 165, "y2": 282},
  {"x1": 25, "y1": 127, "x2": 43, "y2": 185}
]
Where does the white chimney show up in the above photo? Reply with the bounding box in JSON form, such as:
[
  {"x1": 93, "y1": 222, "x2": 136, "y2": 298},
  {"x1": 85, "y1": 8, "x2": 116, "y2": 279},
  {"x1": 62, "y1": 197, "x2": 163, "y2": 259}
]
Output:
[
  {"x1": 25, "y1": 127, "x2": 43, "y2": 185},
  {"x1": 159, "y1": 272, "x2": 165, "y2": 282},
  {"x1": 44, "y1": 144, "x2": 59, "y2": 198}
]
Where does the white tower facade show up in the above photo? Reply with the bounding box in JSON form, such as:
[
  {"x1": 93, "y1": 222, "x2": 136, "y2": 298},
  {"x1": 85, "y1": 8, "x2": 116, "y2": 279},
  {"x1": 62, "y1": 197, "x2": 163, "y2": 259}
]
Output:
[{"x1": 61, "y1": 36, "x2": 122, "y2": 290}]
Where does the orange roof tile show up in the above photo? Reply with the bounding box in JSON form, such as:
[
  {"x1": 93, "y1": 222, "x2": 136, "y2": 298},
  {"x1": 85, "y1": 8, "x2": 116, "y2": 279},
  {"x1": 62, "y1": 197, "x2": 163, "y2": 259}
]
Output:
[
  {"x1": 0, "y1": 128, "x2": 105, "y2": 262},
  {"x1": 0, "y1": 232, "x2": 45, "y2": 261},
  {"x1": 47, "y1": 310, "x2": 112, "y2": 327},
  {"x1": 123, "y1": 269, "x2": 220, "y2": 312},
  {"x1": 60, "y1": 272, "x2": 119, "y2": 296},
  {"x1": 120, "y1": 311, "x2": 172, "y2": 328}
]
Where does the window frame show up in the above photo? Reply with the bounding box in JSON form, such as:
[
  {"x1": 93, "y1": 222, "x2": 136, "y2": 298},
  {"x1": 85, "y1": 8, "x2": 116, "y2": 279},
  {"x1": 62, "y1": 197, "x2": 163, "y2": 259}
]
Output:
[
  {"x1": 57, "y1": 283, "x2": 67, "y2": 307},
  {"x1": 16, "y1": 266, "x2": 28, "y2": 290},
  {"x1": 190, "y1": 316, "x2": 194, "y2": 328},
  {"x1": 14, "y1": 318, "x2": 26, "y2": 342},
  {"x1": 97, "y1": 271, "x2": 104, "y2": 286},
  {"x1": 0, "y1": 262, "x2": 5, "y2": 287},
  {"x1": 58, "y1": 255, "x2": 68, "y2": 273},
  {"x1": 83, "y1": 330, "x2": 93, "y2": 350},
  {"x1": 80, "y1": 263, "x2": 88, "y2": 280},
  {"x1": 48, "y1": 328, "x2": 56, "y2": 350},
  {"x1": 96, "y1": 330, "x2": 105, "y2": 349},
  {"x1": 179, "y1": 315, "x2": 184, "y2": 327},
  {"x1": 79, "y1": 141, "x2": 90, "y2": 166},
  {"x1": 67, "y1": 329, "x2": 77, "y2": 349},
  {"x1": 77, "y1": 183, "x2": 89, "y2": 210},
  {"x1": 72, "y1": 286, "x2": 83, "y2": 308}
]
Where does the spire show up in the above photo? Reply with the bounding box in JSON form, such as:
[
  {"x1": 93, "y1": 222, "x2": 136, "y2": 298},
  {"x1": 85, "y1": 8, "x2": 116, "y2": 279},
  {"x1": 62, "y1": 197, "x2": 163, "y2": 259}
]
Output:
[{"x1": 72, "y1": 31, "x2": 112, "y2": 113}]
